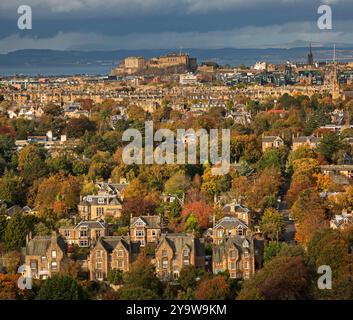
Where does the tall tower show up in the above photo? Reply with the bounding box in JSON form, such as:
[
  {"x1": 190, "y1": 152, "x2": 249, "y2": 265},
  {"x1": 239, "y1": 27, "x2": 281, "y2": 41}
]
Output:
[
  {"x1": 332, "y1": 44, "x2": 340, "y2": 100},
  {"x1": 307, "y1": 43, "x2": 314, "y2": 66}
]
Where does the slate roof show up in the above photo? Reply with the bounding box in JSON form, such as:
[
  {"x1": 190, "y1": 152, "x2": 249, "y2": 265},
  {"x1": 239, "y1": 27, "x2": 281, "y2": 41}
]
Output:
[
  {"x1": 24, "y1": 234, "x2": 66, "y2": 256},
  {"x1": 157, "y1": 233, "x2": 205, "y2": 257},
  {"x1": 212, "y1": 235, "x2": 253, "y2": 263},
  {"x1": 74, "y1": 220, "x2": 107, "y2": 230},
  {"x1": 262, "y1": 136, "x2": 283, "y2": 143},
  {"x1": 98, "y1": 236, "x2": 139, "y2": 254},
  {"x1": 130, "y1": 215, "x2": 162, "y2": 229},
  {"x1": 214, "y1": 216, "x2": 249, "y2": 230}
]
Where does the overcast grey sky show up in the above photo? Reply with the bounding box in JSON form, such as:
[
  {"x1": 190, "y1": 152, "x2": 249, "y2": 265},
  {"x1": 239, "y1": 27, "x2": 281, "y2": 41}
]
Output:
[{"x1": 0, "y1": 0, "x2": 352, "y2": 52}]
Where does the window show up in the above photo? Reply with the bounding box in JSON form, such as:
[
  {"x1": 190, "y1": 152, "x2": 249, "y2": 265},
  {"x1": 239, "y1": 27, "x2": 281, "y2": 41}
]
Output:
[
  {"x1": 151, "y1": 229, "x2": 157, "y2": 236},
  {"x1": 183, "y1": 250, "x2": 189, "y2": 266},
  {"x1": 51, "y1": 250, "x2": 57, "y2": 259},
  {"x1": 136, "y1": 230, "x2": 144, "y2": 237},
  {"x1": 41, "y1": 256, "x2": 47, "y2": 263},
  {"x1": 98, "y1": 198, "x2": 105, "y2": 204},
  {"x1": 244, "y1": 251, "x2": 249, "y2": 259},
  {"x1": 244, "y1": 261, "x2": 249, "y2": 270},
  {"x1": 96, "y1": 230, "x2": 101, "y2": 238},
  {"x1": 229, "y1": 250, "x2": 236, "y2": 259},
  {"x1": 162, "y1": 258, "x2": 168, "y2": 269},
  {"x1": 217, "y1": 230, "x2": 224, "y2": 237},
  {"x1": 80, "y1": 230, "x2": 88, "y2": 237},
  {"x1": 64, "y1": 230, "x2": 70, "y2": 237},
  {"x1": 96, "y1": 207, "x2": 104, "y2": 216},
  {"x1": 229, "y1": 262, "x2": 236, "y2": 270},
  {"x1": 87, "y1": 197, "x2": 92, "y2": 202},
  {"x1": 118, "y1": 250, "x2": 123, "y2": 257},
  {"x1": 97, "y1": 251, "x2": 102, "y2": 258},
  {"x1": 237, "y1": 227, "x2": 244, "y2": 236},
  {"x1": 79, "y1": 240, "x2": 89, "y2": 247},
  {"x1": 118, "y1": 260, "x2": 123, "y2": 269},
  {"x1": 97, "y1": 271, "x2": 104, "y2": 280},
  {"x1": 51, "y1": 261, "x2": 57, "y2": 270},
  {"x1": 162, "y1": 250, "x2": 168, "y2": 257}
]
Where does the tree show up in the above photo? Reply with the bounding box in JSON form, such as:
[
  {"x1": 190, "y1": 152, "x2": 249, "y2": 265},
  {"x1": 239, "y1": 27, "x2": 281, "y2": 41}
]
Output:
[
  {"x1": 257, "y1": 147, "x2": 288, "y2": 175},
  {"x1": 263, "y1": 242, "x2": 285, "y2": 264},
  {"x1": 179, "y1": 266, "x2": 199, "y2": 291},
  {"x1": 259, "y1": 208, "x2": 285, "y2": 241},
  {"x1": 4, "y1": 213, "x2": 36, "y2": 251},
  {"x1": 181, "y1": 201, "x2": 213, "y2": 230},
  {"x1": 117, "y1": 254, "x2": 162, "y2": 299},
  {"x1": 307, "y1": 229, "x2": 353, "y2": 300},
  {"x1": 67, "y1": 117, "x2": 96, "y2": 138},
  {"x1": 0, "y1": 214, "x2": 8, "y2": 241},
  {"x1": 0, "y1": 274, "x2": 31, "y2": 300},
  {"x1": 195, "y1": 275, "x2": 230, "y2": 300},
  {"x1": 2, "y1": 251, "x2": 21, "y2": 274},
  {"x1": 164, "y1": 171, "x2": 190, "y2": 196},
  {"x1": 237, "y1": 256, "x2": 311, "y2": 300},
  {"x1": 17, "y1": 145, "x2": 48, "y2": 185},
  {"x1": 0, "y1": 171, "x2": 25, "y2": 206},
  {"x1": 201, "y1": 167, "x2": 231, "y2": 197},
  {"x1": 35, "y1": 174, "x2": 81, "y2": 218},
  {"x1": 36, "y1": 274, "x2": 87, "y2": 300},
  {"x1": 317, "y1": 132, "x2": 340, "y2": 162},
  {"x1": 60, "y1": 259, "x2": 83, "y2": 279},
  {"x1": 107, "y1": 269, "x2": 124, "y2": 285}
]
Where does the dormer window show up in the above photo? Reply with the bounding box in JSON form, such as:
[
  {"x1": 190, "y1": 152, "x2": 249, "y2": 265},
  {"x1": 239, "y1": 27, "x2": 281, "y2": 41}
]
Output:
[
  {"x1": 98, "y1": 198, "x2": 104, "y2": 204},
  {"x1": 183, "y1": 249, "x2": 189, "y2": 266},
  {"x1": 87, "y1": 197, "x2": 92, "y2": 202}
]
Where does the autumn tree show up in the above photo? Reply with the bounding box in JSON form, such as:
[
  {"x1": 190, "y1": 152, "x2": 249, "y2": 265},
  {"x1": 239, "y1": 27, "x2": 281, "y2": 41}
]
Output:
[
  {"x1": 237, "y1": 255, "x2": 311, "y2": 300},
  {"x1": 195, "y1": 275, "x2": 230, "y2": 300},
  {"x1": 35, "y1": 173, "x2": 81, "y2": 218},
  {"x1": 181, "y1": 201, "x2": 213, "y2": 230}
]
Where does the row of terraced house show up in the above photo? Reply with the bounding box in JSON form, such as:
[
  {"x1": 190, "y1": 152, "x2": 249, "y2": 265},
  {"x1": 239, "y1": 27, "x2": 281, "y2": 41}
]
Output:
[{"x1": 22, "y1": 203, "x2": 264, "y2": 283}]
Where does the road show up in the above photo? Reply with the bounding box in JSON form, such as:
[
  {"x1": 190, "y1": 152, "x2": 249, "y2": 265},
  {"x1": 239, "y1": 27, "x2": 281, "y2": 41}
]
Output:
[{"x1": 278, "y1": 200, "x2": 296, "y2": 244}]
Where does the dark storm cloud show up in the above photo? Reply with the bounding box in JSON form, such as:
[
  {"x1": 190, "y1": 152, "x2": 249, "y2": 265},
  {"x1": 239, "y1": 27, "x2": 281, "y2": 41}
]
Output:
[{"x1": 0, "y1": 0, "x2": 352, "y2": 52}]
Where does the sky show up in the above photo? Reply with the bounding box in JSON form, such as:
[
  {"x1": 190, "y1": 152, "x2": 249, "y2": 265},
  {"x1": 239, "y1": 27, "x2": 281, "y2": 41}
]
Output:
[{"x1": 0, "y1": 0, "x2": 353, "y2": 53}]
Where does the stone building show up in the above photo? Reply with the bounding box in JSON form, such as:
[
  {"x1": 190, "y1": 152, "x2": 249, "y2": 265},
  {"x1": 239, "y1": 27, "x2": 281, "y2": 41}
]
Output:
[
  {"x1": 23, "y1": 232, "x2": 67, "y2": 279},
  {"x1": 130, "y1": 215, "x2": 162, "y2": 246},
  {"x1": 212, "y1": 217, "x2": 250, "y2": 245},
  {"x1": 212, "y1": 236, "x2": 257, "y2": 279},
  {"x1": 59, "y1": 220, "x2": 108, "y2": 248},
  {"x1": 154, "y1": 233, "x2": 205, "y2": 281},
  {"x1": 87, "y1": 236, "x2": 140, "y2": 281},
  {"x1": 261, "y1": 135, "x2": 285, "y2": 152}
]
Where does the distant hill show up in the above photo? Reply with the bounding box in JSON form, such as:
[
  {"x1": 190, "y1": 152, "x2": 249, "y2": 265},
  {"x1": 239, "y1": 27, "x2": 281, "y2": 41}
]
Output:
[{"x1": 1, "y1": 47, "x2": 353, "y2": 76}]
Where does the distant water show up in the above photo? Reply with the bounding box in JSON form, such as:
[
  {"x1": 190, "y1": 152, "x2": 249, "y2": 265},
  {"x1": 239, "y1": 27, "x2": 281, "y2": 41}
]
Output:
[{"x1": 0, "y1": 65, "x2": 112, "y2": 77}]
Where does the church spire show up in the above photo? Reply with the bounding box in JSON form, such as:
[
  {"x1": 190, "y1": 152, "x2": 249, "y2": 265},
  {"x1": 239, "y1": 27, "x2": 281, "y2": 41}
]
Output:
[{"x1": 307, "y1": 43, "x2": 314, "y2": 66}]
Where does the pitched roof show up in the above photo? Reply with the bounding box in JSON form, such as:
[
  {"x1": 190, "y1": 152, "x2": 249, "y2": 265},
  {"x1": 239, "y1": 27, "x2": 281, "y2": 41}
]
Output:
[
  {"x1": 97, "y1": 236, "x2": 139, "y2": 254},
  {"x1": 212, "y1": 235, "x2": 253, "y2": 263},
  {"x1": 25, "y1": 234, "x2": 66, "y2": 256},
  {"x1": 214, "y1": 216, "x2": 249, "y2": 230},
  {"x1": 157, "y1": 233, "x2": 204, "y2": 257},
  {"x1": 130, "y1": 215, "x2": 162, "y2": 229}
]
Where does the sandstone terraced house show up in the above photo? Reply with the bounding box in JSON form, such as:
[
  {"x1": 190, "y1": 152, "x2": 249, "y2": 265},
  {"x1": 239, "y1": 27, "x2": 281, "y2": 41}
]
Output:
[
  {"x1": 22, "y1": 232, "x2": 67, "y2": 279},
  {"x1": 212, "y1": 216, "x2": 250, "y2": 245},
  {"x1": 130, "y1": 215, "x2": 162, "y2": 246},
  {"x1": 59, "y1": 220, "x2": 108, "y2": 248},
  {"x1": 212, "y1": 236, "x2": 257, "y2": 279},
  {"x1": 78, "y1": 194, "x2": 123, "y2": 220},
  {"x1": 155, "y1": 233, "x2": 205, "y2": 281},
  {"x1": 87, "y1": 236, "x2": 140, "y2": 281}
]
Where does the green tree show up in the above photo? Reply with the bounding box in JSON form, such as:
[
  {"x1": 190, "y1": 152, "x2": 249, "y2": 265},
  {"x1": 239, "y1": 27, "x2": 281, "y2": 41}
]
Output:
[
  {"x1": 36, "y1": 274, "x2": 87, "y2": 300},
  {"x1": 317, "y1": 132, "x2": 340, "y2": 162},
  {"x1": 179, "y1": 266, "x2": 199, "y2": 291},
  {"x1": 4, "y1": 213, "x2": 37, "y2": 251},
  {"x1": 107, "y1": 269, "x2": 124, "y2": 285},
  {"x1": 0, "y1": 171, "x2": 25, "y2": 206},
  {"x1": 259, "y1": 208, "x2": 285, "y2": 242},
  {"x1": 17, "y1": 145, "x2": 48, "y2": 185}
]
